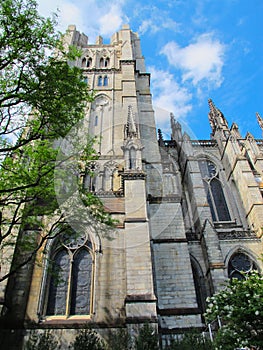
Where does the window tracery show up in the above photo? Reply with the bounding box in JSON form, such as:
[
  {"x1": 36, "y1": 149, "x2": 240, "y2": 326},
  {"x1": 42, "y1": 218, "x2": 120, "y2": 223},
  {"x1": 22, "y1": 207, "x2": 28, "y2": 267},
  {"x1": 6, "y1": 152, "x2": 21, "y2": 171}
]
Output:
[
  {"x1": 199, "y1": 160, "x2": 231, "y2": 222},
  {"x1": 82, "y1": 57, "x2": 92, "y2": 68},
  {"x1": 228, "y1": 252, "x2": 257, "y2": 280},
  {"x1": 45, "y1": 231, "x2": 94, "y2": 318},
  {"x1": 99, "y1": 57, "x2": 110, "y2": 68}
]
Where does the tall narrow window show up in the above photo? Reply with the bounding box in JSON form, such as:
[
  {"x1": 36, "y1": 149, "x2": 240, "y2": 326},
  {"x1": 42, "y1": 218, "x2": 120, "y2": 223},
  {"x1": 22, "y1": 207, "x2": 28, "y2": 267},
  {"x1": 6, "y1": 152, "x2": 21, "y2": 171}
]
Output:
[
  {"x1": 99, "y1": 58, "x2": 104, "y2": 68},
  {"x1": 105, "y1": 57, "x2": 110, "y2": 67},
  {"x1": 46, "y1": 249, "x2": 70, "y2": 316},
  {"x1": 81, "y1": 58, "x2": 86, "y2": 68},
  {"x1": 103, "y1": 76, "x2": 108, "y2": 86},
  {"x1": 87, "y1": 58, "x2": 92, "y2": 68},
  {"x1": 70, "y1": 249, "x2": 92, "y2": 315},
  {"x1": 98, "y1": 76, "x2": 102, "y2": 86},
  {"x1": 199, "y1": 160, "x2": 231, "y2": 221},
  {"x1": 45, "y1": 232, "x2": 93, "y2": 318}
]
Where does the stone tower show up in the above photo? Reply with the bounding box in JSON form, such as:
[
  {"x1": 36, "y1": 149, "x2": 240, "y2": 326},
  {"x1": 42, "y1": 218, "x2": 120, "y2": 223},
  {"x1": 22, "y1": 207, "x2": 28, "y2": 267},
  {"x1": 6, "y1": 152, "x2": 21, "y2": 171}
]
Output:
[{"x1": 0, "y1": 25, "x2": 262, "y2": 349}]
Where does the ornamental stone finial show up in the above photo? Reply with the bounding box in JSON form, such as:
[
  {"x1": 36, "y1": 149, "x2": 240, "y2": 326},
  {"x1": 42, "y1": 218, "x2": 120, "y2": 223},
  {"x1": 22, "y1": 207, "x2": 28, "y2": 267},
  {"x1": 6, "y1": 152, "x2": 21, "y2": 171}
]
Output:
[{"x1": 256, "y1": 112, "x2": 263, "y2": 133}]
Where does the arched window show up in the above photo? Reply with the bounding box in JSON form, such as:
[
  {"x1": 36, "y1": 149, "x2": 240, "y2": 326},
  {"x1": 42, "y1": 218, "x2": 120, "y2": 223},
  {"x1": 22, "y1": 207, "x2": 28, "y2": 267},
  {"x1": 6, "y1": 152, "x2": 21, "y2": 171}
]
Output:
[
  {"x1": 199, "y1": 160, "x2": 231, "y2": 222},
  {"x1": 98, "y1": 76, "x2": 102, "y2": 86},
  {"x1": 45, "y1": 232, "x2": 93, "y2": 317},
  {"x1": 105, "y1": 57, "x2": 110, "y2": 67},
  {"x1": 103, "y1": 76, "x2": 108, "y2": 86},
  {"x1": 99, "y1": 58, "x2": 104, "y2": 68},
  {"x1": 87, "y1": 58, "x2": 92, "y2": 68},
  {"x1": 191, "y1": 257, "x2": 208, "y2": 314},
  {"x1": 81, "y1": 58, "x2": 86, "y2": 68},
  {"x1": 228, "y1": 252, "x2": 257, "y2": 280},
  {"x1": 129, "y1": 147, "x2": 136, "y2": 169}
]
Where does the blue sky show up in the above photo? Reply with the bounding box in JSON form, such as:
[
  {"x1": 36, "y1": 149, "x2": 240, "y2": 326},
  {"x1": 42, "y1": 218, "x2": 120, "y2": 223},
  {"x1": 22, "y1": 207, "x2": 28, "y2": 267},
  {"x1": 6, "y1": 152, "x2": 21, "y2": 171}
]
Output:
[{"x1": 38, "y1": 0, "x2": 263, "y2": 140}]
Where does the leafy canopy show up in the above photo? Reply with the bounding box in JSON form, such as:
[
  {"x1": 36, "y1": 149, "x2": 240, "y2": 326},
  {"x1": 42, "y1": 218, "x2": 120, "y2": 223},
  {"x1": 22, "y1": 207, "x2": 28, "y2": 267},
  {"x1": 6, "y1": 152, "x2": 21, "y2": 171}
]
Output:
[
  {"x1": 205, "y1": 271, "x2": 263, "y2": 349},
  {"x1": 0, "y1": 0, "x2": 114, "y2": 282}
]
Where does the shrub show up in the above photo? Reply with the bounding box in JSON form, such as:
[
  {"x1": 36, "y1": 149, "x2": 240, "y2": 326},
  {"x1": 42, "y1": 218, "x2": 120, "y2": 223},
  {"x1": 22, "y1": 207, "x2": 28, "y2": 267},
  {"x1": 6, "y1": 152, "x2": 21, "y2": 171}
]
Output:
[{"x1": 72, "y1": 328, "x2": 106, "y2": 350}]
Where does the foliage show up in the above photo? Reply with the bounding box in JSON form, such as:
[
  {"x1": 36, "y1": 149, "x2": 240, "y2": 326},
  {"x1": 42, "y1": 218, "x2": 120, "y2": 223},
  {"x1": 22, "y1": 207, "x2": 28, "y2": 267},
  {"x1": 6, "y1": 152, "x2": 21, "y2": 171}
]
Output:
[
  {"x1": 205, "y1": 271, "x2": 263, "y2": 349},
  {"x1": 71, "y1": 328, "x2": 106, "y2": 350},
  {"x1": 0, "y1": 0, "x2": 115, "y2": 282},
  {"x1": 167, "y1": 332, "x2": 214, "y2": 350},
  {"x1": 134, "y1": 323, "x2": 159, "y2": 350},
  {"x1": 24, "y1": 330, "x2": 59, "y2": 350},
  {"x1": 107, "y1": 328, "x2": 132, "y2": 350}
]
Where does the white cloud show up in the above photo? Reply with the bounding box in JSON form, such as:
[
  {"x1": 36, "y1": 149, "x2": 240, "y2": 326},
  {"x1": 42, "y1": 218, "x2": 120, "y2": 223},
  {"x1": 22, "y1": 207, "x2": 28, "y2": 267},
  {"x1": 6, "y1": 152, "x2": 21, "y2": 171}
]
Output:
[
  {"x1": 149, "y1": 66, "x2": 192, "y2": 133},
  {"x1": 138, "y1": 15, "x2": 179, "y2": 35},
  {"x1": 161, "y1": 33, "x2": 225, "y2": 87},
  {"x1": 98, "y1": 4, "x2": 127, "y2": 37},
  {"x1": 38, "y1": 0, "x2": 127, "y2": 42}
]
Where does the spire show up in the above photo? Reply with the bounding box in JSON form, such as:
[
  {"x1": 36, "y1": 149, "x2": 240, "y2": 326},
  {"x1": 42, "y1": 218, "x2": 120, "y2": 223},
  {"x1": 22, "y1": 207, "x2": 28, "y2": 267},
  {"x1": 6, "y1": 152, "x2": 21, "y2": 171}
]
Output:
[
  {"x1": 208, "y1": 99, "x2": 229, "y2": 135},
  {"x1": 158, "y1": 128, "x2": 165, "y2": 146},
  {"x1": 256, "y1": 112, "x2": 263, "y2": 135},
  {"x1": 126, "y1": 105, "x2": 138, "y2": 138}
]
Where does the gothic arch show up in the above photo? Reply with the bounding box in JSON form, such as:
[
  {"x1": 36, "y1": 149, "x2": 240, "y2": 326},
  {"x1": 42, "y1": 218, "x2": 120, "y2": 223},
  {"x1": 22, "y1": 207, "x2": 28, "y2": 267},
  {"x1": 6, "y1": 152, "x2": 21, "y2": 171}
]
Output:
[
  {"x1": 190, "y1": 255, "x2": 208, "y2": 313},
  {"x1": 37, "y1": 226, "x2": 101, "y2": 320},
  {"x1": 102, "y1": 160, "x2": 118, "y2": 191},
  {"x1": 224, "y1": 246, "x2": 260, "y2": 279},
  {"x1": 197, "y1": 157, "x2": 231, "y2": 222}
]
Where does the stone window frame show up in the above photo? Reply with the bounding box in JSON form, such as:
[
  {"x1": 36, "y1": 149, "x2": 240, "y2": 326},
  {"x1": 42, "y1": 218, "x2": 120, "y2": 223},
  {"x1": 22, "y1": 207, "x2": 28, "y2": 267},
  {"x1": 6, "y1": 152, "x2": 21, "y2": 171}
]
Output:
[
  {"x1": 227, "y1": 250, "x2": 258, "y2": 280},
  {"x1": 103, "y1": 75, "x2": 108, "y2": 86},
  {"x1": 39, "y1": 231, "x2": 95, "y2": 321},
  {"x1": 82, "y1": 57, "x2": 92, "y2": 68},
  {"x1": 198, "y1": 158, "x2": 231, "y2": 222},
  {"x1": 98, "y1": 76, "x2": 103, "y2": 86},
  {"x1": 99, "y1": 57, "x2": 110, "y2": 68},
  {"x1": 99, "y1": 56, "x2": 110, "y2": 68}
]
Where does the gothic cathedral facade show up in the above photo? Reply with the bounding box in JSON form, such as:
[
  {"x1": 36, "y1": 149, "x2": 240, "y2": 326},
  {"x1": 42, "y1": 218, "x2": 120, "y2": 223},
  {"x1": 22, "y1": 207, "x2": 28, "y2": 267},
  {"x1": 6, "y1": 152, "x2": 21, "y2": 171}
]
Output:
[{"x1": 0, "y1": 25, "x2": 263, "y2": 349}]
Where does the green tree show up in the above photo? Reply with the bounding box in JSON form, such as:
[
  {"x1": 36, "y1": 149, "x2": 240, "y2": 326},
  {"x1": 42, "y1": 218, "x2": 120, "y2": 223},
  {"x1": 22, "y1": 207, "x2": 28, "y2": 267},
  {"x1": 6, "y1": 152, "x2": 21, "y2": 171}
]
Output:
[
  {"x1": 0, "y1": 0, "x2": 114, "y2": 283},
  {"x1": 71, "y1": 328, "x2": 106, "y2": 350},
  {"x1": 134, "y1": 324, "x2": 159, "y2": 350},
  {"x1": 205, "y1": 271, "x2": 263, "y2": 349}
]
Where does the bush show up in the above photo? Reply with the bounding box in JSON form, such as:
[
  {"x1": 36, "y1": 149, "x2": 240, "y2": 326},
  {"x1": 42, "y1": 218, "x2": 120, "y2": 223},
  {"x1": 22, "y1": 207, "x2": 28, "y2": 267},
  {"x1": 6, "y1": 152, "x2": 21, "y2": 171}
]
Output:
[
  {"x1": 134, "y1": 324, "x2": 159, "y2": 350},
  {"x1": 107, "y1": 328, "x2": 132, "y2": 350},
  {"x1": 167, "y1": 332, "x2": 214, "y2": 350},
  {"x1": 72, "y1": 328, "x2": 106, "y2": 350},
  {"x1": 24, "y1": 330, "x2": 59, "y2": 350}
]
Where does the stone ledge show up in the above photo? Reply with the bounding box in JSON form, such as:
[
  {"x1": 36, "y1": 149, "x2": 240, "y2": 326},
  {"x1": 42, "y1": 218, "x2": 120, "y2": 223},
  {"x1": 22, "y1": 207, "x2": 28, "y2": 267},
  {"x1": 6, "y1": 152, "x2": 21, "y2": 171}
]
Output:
[
  {"x1": 126, "y1": 316, "x2": 158, "y2": 324},
  {"x1": 151, "y1": 238, "x2": 187, "y2": 244},
  {"x1": 157, "y1": 307, "x2": 200, "y2": 316},
  {"x1": 125, "y1": 294, "x2": 157, "y2": 303}
]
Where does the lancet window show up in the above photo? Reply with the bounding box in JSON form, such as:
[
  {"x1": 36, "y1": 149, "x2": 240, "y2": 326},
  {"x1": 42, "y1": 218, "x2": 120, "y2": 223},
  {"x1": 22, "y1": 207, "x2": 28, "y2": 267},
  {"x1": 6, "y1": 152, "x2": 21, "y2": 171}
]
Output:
[
  {"x1": 44, "y1": 231, "x2": 94, "y2": 317},
  {"x1": 82, "y1": 57, "x2": 92, "y2": 68},
  {"x1": 98, "y1": 76, "x2": 103, "y2": 86},
  {"x1": 99, "y1": 57, "x2": 110, "y2": 68},
  {"x1": 103, "y1": 76, "x2": 108, "y2": 86},
  {"x1": 199, "y1": 160, "x2": 231, "y2": 222}
]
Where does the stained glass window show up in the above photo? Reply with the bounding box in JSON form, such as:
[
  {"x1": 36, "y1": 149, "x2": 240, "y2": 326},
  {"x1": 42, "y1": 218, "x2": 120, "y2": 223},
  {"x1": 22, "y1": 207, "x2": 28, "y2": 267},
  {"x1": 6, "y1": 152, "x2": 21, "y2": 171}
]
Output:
[
  {"x1": 45, "y1": 232, "x2": 93, "y2": 317},
  {"x1": 228, "y1": 252, "x2": 257, "y2": 280},
  {"x1": 199, "y1": 160, "x2": 231, "y2": 222},
  {"x1": 70, "y1": 249, "x2": 92, "y2": 315},
  {"x1": 46, "y1": 249, "x2": 70, "y2": 315}
]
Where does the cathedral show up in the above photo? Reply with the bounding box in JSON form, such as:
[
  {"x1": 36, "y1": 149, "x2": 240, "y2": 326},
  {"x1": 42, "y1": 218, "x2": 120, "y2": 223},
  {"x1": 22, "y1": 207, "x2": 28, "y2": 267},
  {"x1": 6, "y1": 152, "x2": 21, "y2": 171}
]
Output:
[{"x1": 0, "y1": 24, "x2": 262, "y2": 349}]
